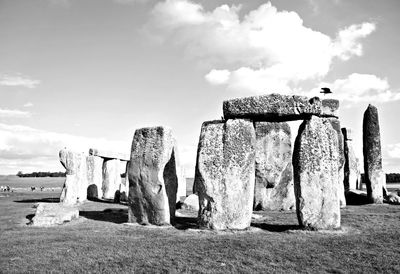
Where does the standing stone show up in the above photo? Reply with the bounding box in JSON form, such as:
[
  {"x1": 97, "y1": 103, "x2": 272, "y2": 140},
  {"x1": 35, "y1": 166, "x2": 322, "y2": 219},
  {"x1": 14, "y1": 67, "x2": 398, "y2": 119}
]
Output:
[
  {"x1": 326, "y1": 118, "x2": 346, "y2": 208},
  {"x1": 102, "y1": 159, "x2": 121, "y2": 200},
  {"x1": 195, "y1": 119, "x2": 255, "y2": 230},
  {"x1": 128, "y1": 126, "x2": 178, "y2": 225},
  {"x1": 363, "y1": 104, "x2": 384, "y2": 203},
  {"x1": 253, "y1": 122, "x2": 294, "y2": 211},
  {"x1": 86, "y1": 155, "x2": 104, "y2": 199},
  {"x1": 342, "y1": 128, "x2": 361, "y2": 191},
  {"x1": 119, "y1": 161, "x2": 129, "y2": 202},
  {"x1": 59, "y1": 149, "x2": 88, "y2": 205},
  {"x1": 293, "y1": 116, "x2": 340, "y2": 230}
]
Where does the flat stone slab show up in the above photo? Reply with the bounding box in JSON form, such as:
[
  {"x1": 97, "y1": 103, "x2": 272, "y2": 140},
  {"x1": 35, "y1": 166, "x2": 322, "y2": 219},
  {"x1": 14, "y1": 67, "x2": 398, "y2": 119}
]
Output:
[
  {"x1": 31, "y1": 203, "x2": 79, "y2": 227},
  {"x1": 89, "y1": 148, "x2": 130, "y2": 161},
  {"x1": 223, "y1": 94, "x2": 325, "y2": 121}
]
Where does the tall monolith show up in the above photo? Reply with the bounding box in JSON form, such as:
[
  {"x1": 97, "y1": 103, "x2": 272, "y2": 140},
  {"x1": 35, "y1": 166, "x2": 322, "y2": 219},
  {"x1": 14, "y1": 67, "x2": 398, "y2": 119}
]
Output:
[
  {"x1": 127, "y1": 126, "x2": 178, "y2": 225},
  {"x1": 293, "y1": 116, "x2": 340, "y2": 230},
  {"x1": 102, "y1": 159, "x2": 121, "y2": 200},
  {"x1": 86, "y1": 155, "x2": 104, "y2": 199},
  {"x1": 342, "y1": 128, "x2": 361, "y2": 191},
  {"x1": 253, "y1": 122, "x2": 294, "y2": 211},
  {"x1": 363, "y1": 104, "x2": 384, "y2": 203},
  {"x1": 195, "y1": 119, "x2": 255, "y2": 230}
]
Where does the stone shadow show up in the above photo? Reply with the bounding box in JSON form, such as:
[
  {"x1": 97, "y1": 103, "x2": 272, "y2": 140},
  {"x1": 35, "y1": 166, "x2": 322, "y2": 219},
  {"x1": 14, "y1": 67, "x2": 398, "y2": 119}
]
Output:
[
  {"x1": 251, "y1": 222, "x2": 300, "y2": 232},
  {"x1": 79, "y1": 208, "x2": 128, "y2": 224},
  {"x1": 173, "y1": 216, "x2": 198, "y2": 230},
  {"x1": 14, "y1": 197, "x2": 60, "y2": 203}
]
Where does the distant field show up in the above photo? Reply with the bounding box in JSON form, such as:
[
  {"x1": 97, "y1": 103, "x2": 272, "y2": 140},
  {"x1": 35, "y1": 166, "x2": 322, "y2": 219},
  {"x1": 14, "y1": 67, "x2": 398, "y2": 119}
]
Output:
[
  {"x1": 0, "y1": 176, "x2": 64, "y2": 189},
  {"x1": 0, "y1": 191, "x2": 399, "y2": 273}
]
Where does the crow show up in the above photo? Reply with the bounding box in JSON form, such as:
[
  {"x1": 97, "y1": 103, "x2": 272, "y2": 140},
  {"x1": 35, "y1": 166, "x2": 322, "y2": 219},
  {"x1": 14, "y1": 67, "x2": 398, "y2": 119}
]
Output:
[{"x1": 320, "y1": 87, "x2": 332, "y2": 95}]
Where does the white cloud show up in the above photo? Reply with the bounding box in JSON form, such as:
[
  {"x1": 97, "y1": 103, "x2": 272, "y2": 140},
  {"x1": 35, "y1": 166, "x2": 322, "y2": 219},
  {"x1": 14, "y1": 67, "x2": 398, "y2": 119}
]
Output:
[
  {"x1": 0, "y1": 109, "x2": 31, "y2": 118},
  {"x1": 23, "y1": 102, "x2": 34, "y2": 107},
  {"x1": 313, "y1": 73, "x2": 400, "y2": 103},
  {"x1": 149, "y1": 1, "x2": 376, "y2": 93},
  {"x1": 0, "y1": 74, "x2": 40, "y2": 89},
  {"x1": 332, "y1": 23, "x2": 376, "y2": 61},
  {"x1": 0, "y1": 123, "x2": 131, "y2": 174},
  {"x1": 387, "y1": 144, "x2": 400, "y2": 159},
  {"x1": 204, "y1": 69, "x2": 230, "y2": 85}
]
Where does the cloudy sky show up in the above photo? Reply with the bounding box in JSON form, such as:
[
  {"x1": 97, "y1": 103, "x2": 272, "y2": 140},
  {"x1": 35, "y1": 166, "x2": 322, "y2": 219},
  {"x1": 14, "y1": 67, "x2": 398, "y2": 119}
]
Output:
[{"x1": 0, "y1": 0, "x2": 399, "y2": 175}]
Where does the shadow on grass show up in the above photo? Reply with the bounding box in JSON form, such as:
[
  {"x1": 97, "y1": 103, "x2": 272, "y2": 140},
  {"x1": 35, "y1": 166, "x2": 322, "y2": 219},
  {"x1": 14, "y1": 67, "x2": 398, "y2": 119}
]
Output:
[
  {"x1": 80, "y1": 208, "x2": 128, "y2": 224},
  {"x1": 87, "y1": 197, "x2": 128, "y2": 205},
  {"x1": 26, "y1": 213, "x2": 34, "y2": 224},
  {"x1": 251, "y1": 222, "x2": 299, "y2": 232},
  {"x1": 173, "y1": 216, "x2": 198, "y2": 230},
  {"x1": 14, "y1": 197, "x2": 60, "y2": 203}
]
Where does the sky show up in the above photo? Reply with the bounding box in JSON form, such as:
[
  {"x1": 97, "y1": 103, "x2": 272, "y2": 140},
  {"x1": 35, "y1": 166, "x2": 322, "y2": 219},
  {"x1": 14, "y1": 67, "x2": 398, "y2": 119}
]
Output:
[{"x1": 0, "y1": 0, "x2": 399, "y2": 176}]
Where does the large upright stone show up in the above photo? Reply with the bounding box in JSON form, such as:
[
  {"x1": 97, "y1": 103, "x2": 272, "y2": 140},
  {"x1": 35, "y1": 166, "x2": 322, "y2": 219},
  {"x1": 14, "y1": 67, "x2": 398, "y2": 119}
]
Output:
[
  {"x1": 363, "y1": 104, "x2": 384, "y2": 203},
  {"x1": 59, "y1": 149, "x2": 88, "y2": 205},
  {"x1": 253, "y1": 122, "x2": 294, "y2": 211},
  {"x1": 86, "y1": 155, "x2": 104, "y2": 199},
  {"x1": 195, "y1": 119, "x2": 255, "y2": 230},
  {"x1": 128, "y1": 126, "x2": 178, "y2": 225},
  {"x1": 223, "y1": 94, "x2": 322, "y2": 121},
  {"x1": 342, "y1": 128, "x2": 361, "y2": 191},
  {"x1": 293, "y1": 116, "x2": 340, "y2": 230},
  {"x1": 326, "y1": 118, "x2": 346, "y2": 208},
  {"x1": 102, "y1": 159, "x2": 121, "y2": 200}
]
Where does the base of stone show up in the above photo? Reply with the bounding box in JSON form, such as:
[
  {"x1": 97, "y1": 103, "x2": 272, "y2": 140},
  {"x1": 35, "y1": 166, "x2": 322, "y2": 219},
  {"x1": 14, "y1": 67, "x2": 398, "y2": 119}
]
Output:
[{"x1": 31, "y1": 203, "x2": 79, "y2": 227}]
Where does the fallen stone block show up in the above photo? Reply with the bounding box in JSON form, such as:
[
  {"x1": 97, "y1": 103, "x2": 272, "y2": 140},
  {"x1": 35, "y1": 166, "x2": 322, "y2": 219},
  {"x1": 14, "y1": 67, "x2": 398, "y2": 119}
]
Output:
[
  {"x1": 253, "y1": 122, "x2": 295, "y2": 211},
  {"x1": 384, "y1": 192, "x2": 400, "y2": 205},
  {"x1": 31, "y1": 203, "x2": 79, "y2": 227},
  {"x1": 127, "y1": 126, "x2": 178, "y2": 226},
  {"x1": 182, "y1": 194, "x2": 199, "y2": 211},
  {"x1": 363, "y1": 104, "x2": 384, "y2": 203},
  {"x1": 195, "y1": 119, "x2": 255, "y2": 230},
  {"x1": 223, "y1": 94, "x2": 323, "y2": 121},
  {"x1": 293, "y1": 116, "x2": 340, "y2": 230}
]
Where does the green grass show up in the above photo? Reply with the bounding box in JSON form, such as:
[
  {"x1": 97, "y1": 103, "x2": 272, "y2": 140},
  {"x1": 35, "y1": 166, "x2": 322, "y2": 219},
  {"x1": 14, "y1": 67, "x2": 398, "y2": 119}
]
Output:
[{"x1": 1, "y1": 190, "x2": 400, "y2": 273}]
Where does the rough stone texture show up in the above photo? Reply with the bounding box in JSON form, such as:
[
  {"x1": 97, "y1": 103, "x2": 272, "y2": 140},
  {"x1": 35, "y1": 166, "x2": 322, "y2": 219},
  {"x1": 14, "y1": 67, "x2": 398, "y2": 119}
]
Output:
[
  {"x1": 293, "y1": 116, "x2": 341, "y2": 230},
  {"x1": 195, "y1": 119, "x2": 255, "y2": 230},
  {"x1": 89, "y1": 148, "x2": 130, "y2": 161},
  {"x1": 182, "y1": 194, "x2": 199, "y2": 211},
  {"x1": 102, "y1": 159, "x2": 121, "y2": 200},
  {"x1": 31, "y1": 203, "x2": 79, "y2": 226},
  {"x1": 119, "y1": 162, "x2": 129, "y2": 202},
  {"x1": 86, "y1": 155, "x2": 104, "y2": 199},
  {"x1": 321, "y1": 99, "x2": 339, "y2": 117},
  {"x1": 341, "y1": 127, "x2": 353, "y2": 141},
  {"x1": 253, "y1": 122, "x2": 295, "y2": 211},
  {"x1": 59, "y1": 150, "x2": 88, "y2": 205},
  {"x1": 326, "y1": 118, "x2": 346, "y2": 208},
  {"x1": 343, "y1": 139, "x2": 361, "y2": 191},
  {"x1": 128, "y1": 126, "x2": 178, "y2": 225},
  {"x1": 363, "y1": 104, "x2": 384, "y2": 203},
  {"x1": 223, "y1": 94, "x2": 322, "y2": 121}
]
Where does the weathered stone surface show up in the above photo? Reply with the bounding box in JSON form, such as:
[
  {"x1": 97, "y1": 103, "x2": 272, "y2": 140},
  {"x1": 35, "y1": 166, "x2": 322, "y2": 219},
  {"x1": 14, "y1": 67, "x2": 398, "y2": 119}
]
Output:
[
  {"x1": 102, "y1": 159, "x2": 121, "y2": 200},
  {"x1": 59, "y1": 150, "x2": 88, "y2": 205},
  {"x1": 293, "y1": 116, "x2": 340, "y2": 230},
  {"x1": 182, "y1": 194, "x2": 199, "y2": 211},
  {"x1": 223, "y1": 94, "x2": 322, "y2": 121},
  {"x1": 31, "y1": 203, "x2": 79, "y2": 226},
  {"x1": 119, "y1": 161, "x2": 129, "y2": 202},
  {"x1": 86, "y1": 155, "x2": 103, "y2": 199},
  {"x1": 341, "y1": 127, "x2": 353, "y2": 141},
  {"x1": 363, "y1": 104, "x2": 384, "y2": 203},
  {"x1": 89, "y1": 148, "x2": 130, "y2": 161},
  {"x1": 343, "y1": 139, "x2": 361, "y2": 191},
  {"x1": 253, "y1": 122, "x2": 295, "y2": 211},
  {"x1": 195, "y1": 119, "x2": 255, "y2": 230},
  {"x1": 321, "y1": 99, "x2": 339, "y2": 117},
  {"x1": 326, "y1": 118, "x2": 346, "y2": 208},
  {"x1": 128, "y1": 126, "x2": 178, "y2": 225}
]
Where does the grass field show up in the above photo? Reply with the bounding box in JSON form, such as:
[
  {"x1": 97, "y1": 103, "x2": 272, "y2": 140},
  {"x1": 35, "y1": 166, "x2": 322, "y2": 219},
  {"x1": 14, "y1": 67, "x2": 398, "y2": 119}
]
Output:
[{"x1": 1, "y1": 181, "x2": 400, "y2": 273}]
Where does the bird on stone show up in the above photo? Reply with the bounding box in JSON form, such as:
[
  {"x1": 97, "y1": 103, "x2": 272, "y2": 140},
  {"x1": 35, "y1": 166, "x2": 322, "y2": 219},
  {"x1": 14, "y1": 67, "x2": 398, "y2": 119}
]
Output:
[{"x1": 320, "y1": 87, "x2": 332, "y2": 96}]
